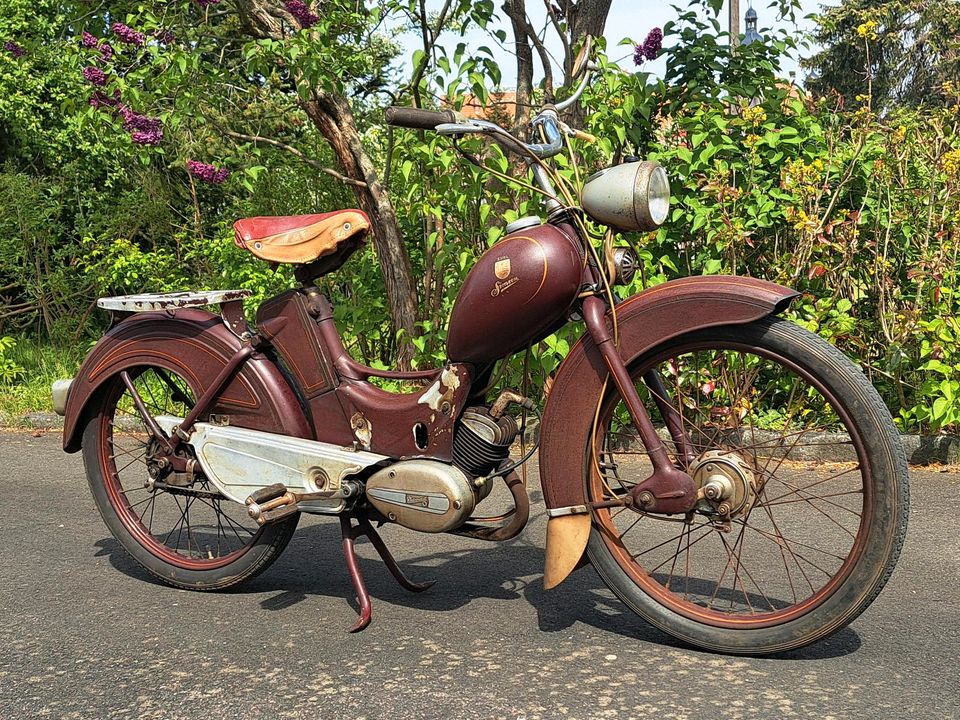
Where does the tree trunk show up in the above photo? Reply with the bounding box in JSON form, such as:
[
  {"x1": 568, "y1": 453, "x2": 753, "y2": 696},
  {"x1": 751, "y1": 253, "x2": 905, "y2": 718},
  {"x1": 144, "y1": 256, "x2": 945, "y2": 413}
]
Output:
[
  {"x1": 565, "y1": 0, "x2": 613, "y2": 127},
  {"x1": 236, "y1": 0, "x2": 418, "y2": 368},
  {"x1": 303, "y1": 94, "x2": 419, "y2": 368},
  {"x1": 504, "y1": 1, "x2": 613, "y2": 129},
  {"x1": 503, "y1": 0, "x2": 535, "y2": 131}
]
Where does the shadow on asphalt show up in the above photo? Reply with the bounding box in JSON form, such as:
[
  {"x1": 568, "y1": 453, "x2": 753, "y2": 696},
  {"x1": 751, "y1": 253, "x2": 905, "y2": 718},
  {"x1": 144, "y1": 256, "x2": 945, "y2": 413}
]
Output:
[{"x1": 93, "y1": 521, "x2": 861, "y2": 661}]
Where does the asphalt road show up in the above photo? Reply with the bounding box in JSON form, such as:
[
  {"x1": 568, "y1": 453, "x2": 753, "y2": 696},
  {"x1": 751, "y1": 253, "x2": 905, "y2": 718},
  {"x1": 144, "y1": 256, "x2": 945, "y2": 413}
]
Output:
[{"x1": 1, "y1": 431, "x2": 958, "y2": 720}]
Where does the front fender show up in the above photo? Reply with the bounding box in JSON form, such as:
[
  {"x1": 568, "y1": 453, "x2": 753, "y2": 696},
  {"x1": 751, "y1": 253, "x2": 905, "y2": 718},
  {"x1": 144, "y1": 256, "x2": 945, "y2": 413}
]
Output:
[
  {"x1": 63, "y1": 309, "x2": 311, "y2": 452},
  {"x1": 540, "y1": 275, "x2": 798, "y2": 588}
]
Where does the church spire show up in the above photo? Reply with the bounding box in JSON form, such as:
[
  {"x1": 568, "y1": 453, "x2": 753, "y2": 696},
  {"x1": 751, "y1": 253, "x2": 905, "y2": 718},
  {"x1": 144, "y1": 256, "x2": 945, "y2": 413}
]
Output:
[{"x1": 743, "y1": 2, "x2": 763, "y2": 45}]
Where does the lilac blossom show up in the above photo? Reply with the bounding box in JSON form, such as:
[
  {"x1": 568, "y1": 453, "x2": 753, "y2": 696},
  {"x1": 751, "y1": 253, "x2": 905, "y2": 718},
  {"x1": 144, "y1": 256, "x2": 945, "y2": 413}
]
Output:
[
  {"x1": 4, "y1": 41, "x2": 25, "y2": 58},
  {"x1": 284, "y1": 1, "x2": 319, "y2": 28},
  {"x1": 111, "y1": 22, "x2": 145, "y2": 47},
  {"x1": 81, "y1": 31, "x2": 98, "y2": 49},
  {"x1": 119, "y1": 107, "x2": 164, "y2": 145},
  {"x1": 156, "y1": 29, "x2": 176, "y2": 45},
  {"x1": 98, "y1": 42, "x2": 114, "y2": 62},
  {"x1": 634, "y1": 27, "x2": 663, "y2": 65},
  {"x1": 82, "y1": 65, "x2": 108, "y2": 86},
  {"x1": 131, "y1": 129, "x2": 163, "y2": 145},
  {"x1": 88, "y1": 89, "x2": 121, "y2": 108},
  {"x1": 187, "y1": 160, "x2": 230, "y2": 185}
]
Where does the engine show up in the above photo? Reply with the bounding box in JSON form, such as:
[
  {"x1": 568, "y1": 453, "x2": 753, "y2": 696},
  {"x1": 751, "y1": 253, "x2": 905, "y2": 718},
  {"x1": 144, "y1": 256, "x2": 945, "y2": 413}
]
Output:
[
  {"x1": 452, "y1": 406, "x2": 519, "y2": 476},
  {"x1": 363, "y1": 405, "x2": 520, "y2": 533}
]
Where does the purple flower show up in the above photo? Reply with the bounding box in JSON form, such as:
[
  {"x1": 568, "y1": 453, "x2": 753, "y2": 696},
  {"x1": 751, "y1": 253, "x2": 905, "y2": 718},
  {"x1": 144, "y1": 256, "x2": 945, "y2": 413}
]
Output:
[
  {"x1": 634, "y1": 27, "x2": 663, "y2": 65},
  {"x1": 284, "y1": 1, "x2": 319, "y2": 28},
  {"x1": 156, "y1": 29, "x2": 176, "y2": 45},
  {"x1": 111, "y1": 22, "x2": 145, "y2": 47},
  {"x1": 194, "y1": 0, "x2": 222, "y2": 6},
  {"x1": 118, "y1": 107, "x2": 163, "y2": 145},
  {"x1": 120, "y1": 107, "x2": 159, "y2": 131},
  {"x1": 98, "y1": 42, "x2": 114, "y2": 62},
  {"x1": 4, "y1": 41, "x2": 25, "y2": 58},
  {"x1": 131, "y1": 129, "x2": 163, "y2": 145},
  {"x1": 89, "y1": 89, "x2": 121, "y2": 108},
  {"x1": 82, "y1": 65, "x2": 108, "y2": 86},
  {"x1": 81, "y1": 31, "x2": 98, "y2": 49},
  {"x1": 186, "y1": 160, "x2": 230, "y2": 184}
]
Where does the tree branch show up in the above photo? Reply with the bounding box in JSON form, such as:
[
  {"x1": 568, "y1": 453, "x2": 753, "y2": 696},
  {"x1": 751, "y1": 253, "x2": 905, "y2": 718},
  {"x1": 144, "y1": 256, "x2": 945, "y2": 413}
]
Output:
[
  {"x1": 543, "y1": 0, "x2": 571, "y2": 73},
  {"x1": 224, "y1": 130, "x2": 369, "y2": 188},
  {"x1": 408, "y1": 0, "x2": 455, "y2": 107},
  {"x1": 503, "y1": 1, "x2": 555, "y2": 100}
]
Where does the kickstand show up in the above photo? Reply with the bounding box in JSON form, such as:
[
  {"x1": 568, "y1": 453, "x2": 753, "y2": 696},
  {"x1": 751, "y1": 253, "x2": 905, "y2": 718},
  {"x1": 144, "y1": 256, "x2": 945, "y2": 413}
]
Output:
[{"x1": 339, "y1": 515, "x2": 435, "y2": 633}]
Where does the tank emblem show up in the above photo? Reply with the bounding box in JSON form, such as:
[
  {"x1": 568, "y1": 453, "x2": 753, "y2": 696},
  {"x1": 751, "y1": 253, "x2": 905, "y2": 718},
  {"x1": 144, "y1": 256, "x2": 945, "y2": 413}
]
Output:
[
  {"x1": 491, "y1": 277, "x2": 520, "y2": 297},
  {"x1": 495, "y1": 257, "x2": 511, "y2": 280}
]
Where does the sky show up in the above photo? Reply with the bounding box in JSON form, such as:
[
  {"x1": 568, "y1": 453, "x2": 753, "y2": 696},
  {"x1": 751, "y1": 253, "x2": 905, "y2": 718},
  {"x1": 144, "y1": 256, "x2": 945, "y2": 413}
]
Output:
[{"x1": 397, "y1": 1, "x2": 831, "y2": 90}]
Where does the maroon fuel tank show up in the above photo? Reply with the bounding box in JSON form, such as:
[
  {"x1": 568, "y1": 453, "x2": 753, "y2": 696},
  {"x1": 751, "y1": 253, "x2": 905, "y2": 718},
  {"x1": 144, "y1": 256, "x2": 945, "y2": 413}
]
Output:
[{"x1": 446, "y1": 222, "x2": 584, "y2": 364}]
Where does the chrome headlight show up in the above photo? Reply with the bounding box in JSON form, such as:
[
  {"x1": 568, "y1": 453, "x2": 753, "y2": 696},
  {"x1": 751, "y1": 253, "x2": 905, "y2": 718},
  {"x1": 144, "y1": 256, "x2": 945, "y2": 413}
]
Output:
[{"x1": 581, "y1": 161, "x2": 671, "y2": 232}]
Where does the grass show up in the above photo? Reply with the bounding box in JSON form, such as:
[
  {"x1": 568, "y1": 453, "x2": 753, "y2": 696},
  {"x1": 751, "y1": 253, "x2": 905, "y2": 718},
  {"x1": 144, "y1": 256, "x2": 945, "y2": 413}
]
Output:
[{"x1": 0, "y1": 336, "x2": 89, "y2": 420}]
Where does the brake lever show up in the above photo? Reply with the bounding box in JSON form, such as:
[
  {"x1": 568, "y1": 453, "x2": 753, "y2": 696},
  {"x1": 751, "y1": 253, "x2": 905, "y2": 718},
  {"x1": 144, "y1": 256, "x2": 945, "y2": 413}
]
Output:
[
  {"x1": 435, "y1": 121, "x2": 485, "y2": 136},
  {"x1": 437, "y1": 120, "x2": 540, "y2": 159}
]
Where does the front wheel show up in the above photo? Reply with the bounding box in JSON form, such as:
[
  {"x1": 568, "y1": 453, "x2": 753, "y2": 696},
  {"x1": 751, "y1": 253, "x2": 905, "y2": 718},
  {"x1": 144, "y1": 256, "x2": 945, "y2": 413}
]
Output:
[{"x1": 585, "y1": 317, "x2": 908, "y2": 654}]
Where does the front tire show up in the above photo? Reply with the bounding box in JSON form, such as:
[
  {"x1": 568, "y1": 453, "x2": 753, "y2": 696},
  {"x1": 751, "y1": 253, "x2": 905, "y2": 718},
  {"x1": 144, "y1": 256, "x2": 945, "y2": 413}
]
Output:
[{"x1": 585, "y1": 318, "x2": 909, "y2": 654}]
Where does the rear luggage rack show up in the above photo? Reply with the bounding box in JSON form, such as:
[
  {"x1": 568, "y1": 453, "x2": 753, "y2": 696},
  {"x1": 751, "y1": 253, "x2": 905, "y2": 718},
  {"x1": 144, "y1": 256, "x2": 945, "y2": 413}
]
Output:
[{"x1": 97, "y1": 290, "x2": 252, "y2": 312}]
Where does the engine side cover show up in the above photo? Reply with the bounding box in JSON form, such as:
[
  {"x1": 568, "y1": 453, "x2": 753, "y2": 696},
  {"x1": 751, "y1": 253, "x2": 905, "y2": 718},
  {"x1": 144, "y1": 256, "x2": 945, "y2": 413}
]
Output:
[{"x1": 365, "y1": 460, "x2": 475, "y2": 533}]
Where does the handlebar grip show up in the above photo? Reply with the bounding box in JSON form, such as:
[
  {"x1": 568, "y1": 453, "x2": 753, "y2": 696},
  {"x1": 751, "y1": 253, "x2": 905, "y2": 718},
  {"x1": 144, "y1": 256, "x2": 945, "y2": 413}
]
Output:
[{"x1": 385, "y1": 106, "x2": 459, "y2": 130}]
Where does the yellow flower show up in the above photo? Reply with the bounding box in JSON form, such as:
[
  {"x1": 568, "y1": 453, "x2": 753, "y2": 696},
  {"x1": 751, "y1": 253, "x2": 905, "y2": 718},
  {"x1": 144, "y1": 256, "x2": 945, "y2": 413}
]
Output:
[
  {"x1": 742, "y1": 105, "x2": 767, "y2": 127},
  {"x1": 856, "y1": 20, "x2": 878, "y2": 40},
  {"x1": 943, "y1": 149, "x2": 960, "y2": 178}
]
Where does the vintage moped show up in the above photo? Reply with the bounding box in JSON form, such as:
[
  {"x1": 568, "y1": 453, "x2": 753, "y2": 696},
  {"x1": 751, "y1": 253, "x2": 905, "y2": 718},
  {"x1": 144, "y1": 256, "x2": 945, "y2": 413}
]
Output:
[{"x1": 55, "y1": 57, "x2": 908, "y2": 655}]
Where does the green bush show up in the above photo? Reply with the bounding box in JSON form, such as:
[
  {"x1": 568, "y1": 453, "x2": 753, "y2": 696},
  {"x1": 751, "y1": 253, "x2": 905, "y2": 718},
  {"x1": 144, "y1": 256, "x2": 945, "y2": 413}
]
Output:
[
  {"x1": 3, "y1": 0, "x2": 960, "y2": 433},
  {"x1": 0, "y1": 336, "x2": 24, "y2": 385}
]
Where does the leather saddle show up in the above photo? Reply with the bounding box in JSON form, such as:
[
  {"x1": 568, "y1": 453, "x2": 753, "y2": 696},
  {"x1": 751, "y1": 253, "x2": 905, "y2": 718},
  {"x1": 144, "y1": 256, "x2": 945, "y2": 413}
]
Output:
[{"x1": 233, "y1": 210, "x2": 370, "y2": 268}]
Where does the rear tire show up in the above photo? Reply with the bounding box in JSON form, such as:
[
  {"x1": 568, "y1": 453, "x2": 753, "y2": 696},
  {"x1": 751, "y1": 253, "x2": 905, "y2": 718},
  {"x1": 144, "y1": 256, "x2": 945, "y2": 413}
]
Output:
[
  {"x1": 585, "y1": 318, "x2": 909, "y2": 654},
  {"x1": 82, "y1": 365, "x2": 298, "y2": 591}
]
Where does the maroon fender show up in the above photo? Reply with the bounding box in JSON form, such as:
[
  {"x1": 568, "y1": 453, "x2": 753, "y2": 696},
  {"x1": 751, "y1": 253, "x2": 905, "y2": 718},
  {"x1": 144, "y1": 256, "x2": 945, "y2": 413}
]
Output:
[
  {"x1": 540, "y1": 275, "x2": 799, "y2": 588},
  {"x1": 62, "y1": 309, "x2": 311, "y2": 452}
]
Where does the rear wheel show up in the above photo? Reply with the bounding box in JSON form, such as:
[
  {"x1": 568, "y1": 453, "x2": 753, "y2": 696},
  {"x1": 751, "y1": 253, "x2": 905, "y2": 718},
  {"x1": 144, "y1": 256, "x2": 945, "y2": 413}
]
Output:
[
  {"x1": 586, "y1": 318, "x2": 908, "y2": 654},
  {"x1": 82, "y1": 364, "x2": 298, "y2": 590}
]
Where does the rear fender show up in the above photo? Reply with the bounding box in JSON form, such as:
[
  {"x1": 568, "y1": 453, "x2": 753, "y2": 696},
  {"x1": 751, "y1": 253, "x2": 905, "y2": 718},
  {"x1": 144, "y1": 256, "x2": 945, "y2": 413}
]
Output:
[
  {"x1": 63, "y1": 309, "x2": 311, "y2": 452},
  {"x1": 540, "y1": 275, "x2": 799, "y2": 588}
]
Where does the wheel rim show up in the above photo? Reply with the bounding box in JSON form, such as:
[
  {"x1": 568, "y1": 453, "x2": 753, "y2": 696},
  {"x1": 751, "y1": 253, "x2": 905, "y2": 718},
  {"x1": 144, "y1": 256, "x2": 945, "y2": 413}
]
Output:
[
  {"x1": 589, "y1": 338, "x2": 874, "y2": 629},
  {"x1": 97, "y1": 365, "x2": 265, "y2": 570}
]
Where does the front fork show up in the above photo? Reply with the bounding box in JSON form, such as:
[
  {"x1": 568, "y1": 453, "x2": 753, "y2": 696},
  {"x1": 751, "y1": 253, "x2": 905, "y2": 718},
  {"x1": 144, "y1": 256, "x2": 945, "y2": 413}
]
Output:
[{"x1": 582, "y1": 296, "x2": 698, "y2": 514}]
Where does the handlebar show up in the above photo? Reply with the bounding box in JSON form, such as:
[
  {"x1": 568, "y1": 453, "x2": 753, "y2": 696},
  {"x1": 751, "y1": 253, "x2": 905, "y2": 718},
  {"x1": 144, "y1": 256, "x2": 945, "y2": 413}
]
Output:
[
  {"x1": 384, "y1": 63, "x2": 597, "y2": 161},
  {"x1": 384, "y1": 106, "x2": 462, "y2": 131}
]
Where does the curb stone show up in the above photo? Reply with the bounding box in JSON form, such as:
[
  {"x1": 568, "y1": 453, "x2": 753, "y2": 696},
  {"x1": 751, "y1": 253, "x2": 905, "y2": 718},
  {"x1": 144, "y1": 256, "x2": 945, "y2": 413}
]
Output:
[{"x1": 5, "y1": 412, "x2": 959, "y2": 465}]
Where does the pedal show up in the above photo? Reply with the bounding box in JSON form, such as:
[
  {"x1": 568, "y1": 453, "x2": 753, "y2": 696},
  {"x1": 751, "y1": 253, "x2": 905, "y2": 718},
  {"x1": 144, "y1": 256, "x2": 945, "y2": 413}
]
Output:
[
  {"x1": 246, "y1": 484, "x2": 298, "y2": 525},
  {"x1": 246, "y1": 483, "x2": 288, "y2": 504},
  {"x1": 257, "y1": 503, "x2": 299, "y2": 525}
]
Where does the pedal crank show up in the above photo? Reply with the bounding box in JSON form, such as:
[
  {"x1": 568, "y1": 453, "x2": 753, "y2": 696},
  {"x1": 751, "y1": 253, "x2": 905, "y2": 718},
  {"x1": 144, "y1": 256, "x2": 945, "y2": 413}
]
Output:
[{"x1": 245, "y1": 481, "x2": 361, "y2": 525}]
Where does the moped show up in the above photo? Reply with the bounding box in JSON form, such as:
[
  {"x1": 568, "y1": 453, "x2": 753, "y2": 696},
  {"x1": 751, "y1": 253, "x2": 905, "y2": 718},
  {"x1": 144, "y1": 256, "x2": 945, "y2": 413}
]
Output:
[{"x1": 55, "y1": 55, "x2": 908, "y2": 655}]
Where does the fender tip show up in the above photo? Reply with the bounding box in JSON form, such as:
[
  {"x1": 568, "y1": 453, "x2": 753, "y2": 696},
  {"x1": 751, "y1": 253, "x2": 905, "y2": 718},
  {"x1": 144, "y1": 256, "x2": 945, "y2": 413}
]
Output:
[{"x1": 543, "y1": 514, "x2": 592, "y2": 589}]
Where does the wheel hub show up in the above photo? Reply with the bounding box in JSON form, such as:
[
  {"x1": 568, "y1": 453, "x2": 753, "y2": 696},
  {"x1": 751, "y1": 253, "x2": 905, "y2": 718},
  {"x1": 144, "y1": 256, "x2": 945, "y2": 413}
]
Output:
[{"x1": 689, "y1": 449, "x2": 757, "y2": 518}]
